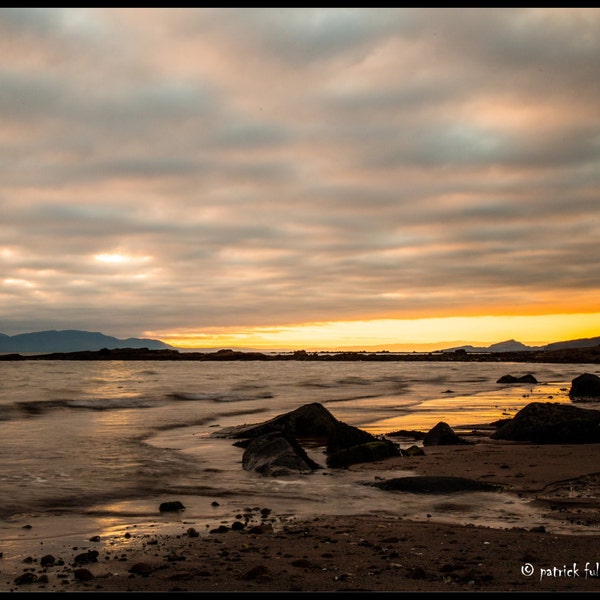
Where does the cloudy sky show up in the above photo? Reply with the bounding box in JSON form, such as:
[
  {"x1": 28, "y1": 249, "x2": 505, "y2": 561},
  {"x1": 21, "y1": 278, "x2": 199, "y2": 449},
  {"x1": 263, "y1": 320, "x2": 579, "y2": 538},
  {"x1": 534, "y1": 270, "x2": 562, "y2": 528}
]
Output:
[{"x1": 1, "y1": 8, "x2": 599, "y2": 350}]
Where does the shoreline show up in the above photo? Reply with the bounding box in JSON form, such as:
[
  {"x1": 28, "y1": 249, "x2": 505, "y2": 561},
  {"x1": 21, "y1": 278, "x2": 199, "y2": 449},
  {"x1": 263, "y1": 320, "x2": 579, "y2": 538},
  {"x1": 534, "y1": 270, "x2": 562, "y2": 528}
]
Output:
[
  {"x1": 3, "y1": 437, "x2": 600, "y2": 592},
  {"x1": 1, "y1": 344, "x2": 599, "y2": 364}
]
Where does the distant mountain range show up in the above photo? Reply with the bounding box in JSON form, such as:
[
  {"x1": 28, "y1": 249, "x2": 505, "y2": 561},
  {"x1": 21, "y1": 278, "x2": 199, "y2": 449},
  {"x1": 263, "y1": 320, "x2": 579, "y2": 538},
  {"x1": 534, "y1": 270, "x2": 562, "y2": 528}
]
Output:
[
  {"x1": 0, "y1": 330, "x2": 174, "y2": 353},
  {"x1": 0, "y1": 330, "x2": 598, "y2": 355},
  {"x1": 441, "y1": 337, "x2": 600, "y2": 353}
]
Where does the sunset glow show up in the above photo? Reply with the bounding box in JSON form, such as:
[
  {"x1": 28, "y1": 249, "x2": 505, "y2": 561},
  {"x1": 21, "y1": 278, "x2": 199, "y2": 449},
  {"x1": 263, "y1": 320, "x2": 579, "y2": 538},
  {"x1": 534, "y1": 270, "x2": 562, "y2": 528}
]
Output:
[{"x1": 155, "y1": 312, "x2": 600, "y2": 351}]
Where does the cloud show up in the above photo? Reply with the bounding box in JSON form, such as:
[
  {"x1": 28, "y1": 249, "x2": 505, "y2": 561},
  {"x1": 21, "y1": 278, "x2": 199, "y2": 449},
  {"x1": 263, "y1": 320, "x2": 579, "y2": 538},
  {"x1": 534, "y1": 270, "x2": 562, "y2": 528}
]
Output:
[{"x1": 0, "y1": 8, "x2": 599, "y2": 343}]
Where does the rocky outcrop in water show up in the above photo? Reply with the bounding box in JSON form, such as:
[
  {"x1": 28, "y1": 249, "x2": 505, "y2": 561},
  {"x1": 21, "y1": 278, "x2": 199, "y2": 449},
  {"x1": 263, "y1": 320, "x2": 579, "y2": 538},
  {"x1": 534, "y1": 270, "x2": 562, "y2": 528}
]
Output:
[
  {"x1": 490, "y1": 402, "x2": 600, "y2": 444},
  {"x1": 216, "y1": 402, "x2": 401, "y2": 474},
  {"x1": 569, "y1": 373, "x2": 600, "y2": 401},
  {"x1": 215, "y1": 402, "x2": 376, "y2": 454},
  {"x1": 496, "y1": 373, "x2": 538, "y2": 384}
]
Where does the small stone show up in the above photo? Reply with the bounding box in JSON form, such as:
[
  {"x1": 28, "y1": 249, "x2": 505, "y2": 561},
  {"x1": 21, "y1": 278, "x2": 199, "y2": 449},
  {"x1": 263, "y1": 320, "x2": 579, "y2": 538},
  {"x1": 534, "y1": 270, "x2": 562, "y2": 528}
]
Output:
[
  {"x1": 40, "y1": 555, "x2": 56, "y2": 568},
  {"x1": 159, "y1": 501, "x2": 185, "y2": 512},
  {"x1": 407, "y1": 566, "x2": 427, "y2": 580},
  {"x1": 242, "y1": 565, "x2": 271, "y2": 581},
  {"x1": 74, "y1": 550, "x2": 99, "y2": 565},
  {"x1": 129, "y1": 562, "x2": 154, "y2": 577},
  {"x1": 14, "y1": 572, "x2": 37, "y2": 585},
  {"x1": 73, "y1": 568, "x2": 94, "y2": 581}
]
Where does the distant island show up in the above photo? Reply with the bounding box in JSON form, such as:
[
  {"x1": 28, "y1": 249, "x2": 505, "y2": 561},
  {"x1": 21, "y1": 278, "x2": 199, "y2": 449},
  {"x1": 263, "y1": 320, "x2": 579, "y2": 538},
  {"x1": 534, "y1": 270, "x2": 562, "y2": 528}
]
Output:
[
  {"x1": 440, "y1": 336, "x2": 600, "y2": 353},
  {"x1": 0, "y1": 330, "x2": 598, "y2": 363},
  {"x1": 0, "y1": 330, "x2": 174, "y2": 353}
]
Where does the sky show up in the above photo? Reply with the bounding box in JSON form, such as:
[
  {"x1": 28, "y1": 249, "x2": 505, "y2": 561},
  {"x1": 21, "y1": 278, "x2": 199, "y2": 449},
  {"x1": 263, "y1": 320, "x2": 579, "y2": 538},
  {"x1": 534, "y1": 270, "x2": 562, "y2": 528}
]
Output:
[{"x1": 1, "y1": 7, "x2": 599, "y2": 351}]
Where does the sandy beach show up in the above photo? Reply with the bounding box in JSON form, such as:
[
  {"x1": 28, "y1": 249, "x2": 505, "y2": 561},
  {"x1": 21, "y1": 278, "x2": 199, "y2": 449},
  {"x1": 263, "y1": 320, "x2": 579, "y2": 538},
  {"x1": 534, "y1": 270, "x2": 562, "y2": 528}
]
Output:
[{"x1": 3, "y1": 429, "x2": 600, "y2": 593}]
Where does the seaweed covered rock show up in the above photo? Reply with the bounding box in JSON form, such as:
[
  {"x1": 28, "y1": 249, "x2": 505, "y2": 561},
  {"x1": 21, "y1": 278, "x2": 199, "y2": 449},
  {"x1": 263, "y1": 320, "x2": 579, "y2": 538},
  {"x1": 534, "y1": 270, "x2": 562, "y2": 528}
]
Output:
[
  {"x1": 491, "y1": 402, "x2": 600, "y2": 444},
  {"x1": 242, "y1": 431, "x2": 322, "y2": 476}
]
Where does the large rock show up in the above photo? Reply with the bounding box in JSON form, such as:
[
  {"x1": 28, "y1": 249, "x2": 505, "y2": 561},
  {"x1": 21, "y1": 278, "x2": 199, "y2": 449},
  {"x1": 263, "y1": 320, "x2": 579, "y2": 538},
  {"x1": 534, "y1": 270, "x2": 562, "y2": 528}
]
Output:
[
  {"x1": 423, "y1": 421, "x2": 470, "y2": 446},
  {"x1": 215, "y1": 402, "x2": 376, "y2": 454},
  {"x1": 569, "y1": 373, "x2": 600, "y2": 401},
  {"x1": 242, "y1": 431, "x2": 321, "y2": 476},
  {"x1": 491, "y1": 401, "x2": 600, "y2": 444}
]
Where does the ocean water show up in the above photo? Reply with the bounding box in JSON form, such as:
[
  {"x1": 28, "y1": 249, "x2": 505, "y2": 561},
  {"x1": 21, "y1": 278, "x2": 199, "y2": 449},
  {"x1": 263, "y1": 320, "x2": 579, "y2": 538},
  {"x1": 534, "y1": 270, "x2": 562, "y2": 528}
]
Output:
[{"x1": 0, "y1": 359, "x2": 597, "y2": 551}]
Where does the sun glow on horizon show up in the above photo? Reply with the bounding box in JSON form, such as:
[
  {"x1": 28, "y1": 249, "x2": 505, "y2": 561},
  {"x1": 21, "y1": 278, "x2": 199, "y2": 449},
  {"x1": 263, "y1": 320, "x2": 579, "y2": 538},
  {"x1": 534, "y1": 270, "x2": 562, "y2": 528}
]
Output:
[{"x1": 153, "y1": 312, "x2": 600, "y2": 351}]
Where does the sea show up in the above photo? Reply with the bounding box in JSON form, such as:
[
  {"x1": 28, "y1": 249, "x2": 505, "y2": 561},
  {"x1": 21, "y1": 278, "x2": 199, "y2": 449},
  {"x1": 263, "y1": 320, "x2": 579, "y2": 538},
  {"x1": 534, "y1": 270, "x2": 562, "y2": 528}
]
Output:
[{"x1": 0, "y1": 358, "x2": 598, "y2": 556}]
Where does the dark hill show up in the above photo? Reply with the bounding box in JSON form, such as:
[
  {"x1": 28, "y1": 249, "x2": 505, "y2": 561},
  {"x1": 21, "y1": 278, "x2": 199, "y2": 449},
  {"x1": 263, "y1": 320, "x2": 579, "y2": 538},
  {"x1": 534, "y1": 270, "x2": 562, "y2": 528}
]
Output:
[
  {"x1": 443, "y1": 336, "x2": 600, "y2": 353},
  {"x1": 0, "y1": 330, "x2": 173, "y2": 353}
]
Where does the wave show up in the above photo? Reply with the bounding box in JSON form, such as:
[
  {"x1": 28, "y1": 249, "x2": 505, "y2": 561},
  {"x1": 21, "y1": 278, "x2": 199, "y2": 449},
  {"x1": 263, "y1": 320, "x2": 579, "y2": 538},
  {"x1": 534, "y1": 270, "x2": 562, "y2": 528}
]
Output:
[
  {"x1": 169, "y1": 391, "x2": 274, "y2": 402},
  {"x1": 15, "y1": 396, "x2": 162, "y2": 416}
]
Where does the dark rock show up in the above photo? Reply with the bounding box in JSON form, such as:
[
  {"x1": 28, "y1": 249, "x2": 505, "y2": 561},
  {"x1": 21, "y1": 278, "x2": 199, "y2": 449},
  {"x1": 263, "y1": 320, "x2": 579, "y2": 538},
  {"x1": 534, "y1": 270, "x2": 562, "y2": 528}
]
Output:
[
  {"x1": 73, "y1": 568, "x2": 94, "y2": 581},
  {"x1": 423, "y1": 422, "x2": 470, "y2": 446},
  {"x1": 497, "y1": 373, "x2": 538, "y2": 384},
  {"x1": 242, "y1": 565, "x2": 272, "y2": 581},
  {"x1": 569, "y1": 373, "x2": 600, "y2": 400},
  {"x1": 385, "y1": 429, "x2": 426, "y2": 440},
  {"x1": 159, "y1": 501, "x2": 185, "y2": 512},
  {"x1": 186, "y1": 527, "x2": 200, "y2": 537},
  {"x1": 40, "y1": 554, "x2": 56, "y2": 568},
  {"x1": 291, "y1": 558, "x2": 318, "y2": 569},
  {"x1": 370, "y1": 475, "x2": 502, "y2": 494},
  {"x1": 242, "y1": 431, "x2": 321, "y2": 476},
  {"x1": 210, "y1": 525, "x2": 230, "y2": 534},
  {"x1": 73, "y1": 550, "x2": 99, "y2": 565},
  {"x1": 14, "y1": 572, "x2": 37, "y2": 585},
  {"x1": 491, "y1": 401, "x2": 600, "y2": 444},
  {"x1": 404, "y1": 445, "x2": 425, "y2": 456},
  {"x1": 326, "y1": 439, "x2": 401, "y2": 468},
  {"x1": 214, "y1": 402, "x2": 376, "y2": 454},
  {"x1": 407, "y1": 566, "x2": 427, "y2": 579},
  {"x1": 129, "y1": 562, "x2": 155, "y2": 577},
  {"x1": 247, "y1": 523, "x2": 273, "y2": 534}
]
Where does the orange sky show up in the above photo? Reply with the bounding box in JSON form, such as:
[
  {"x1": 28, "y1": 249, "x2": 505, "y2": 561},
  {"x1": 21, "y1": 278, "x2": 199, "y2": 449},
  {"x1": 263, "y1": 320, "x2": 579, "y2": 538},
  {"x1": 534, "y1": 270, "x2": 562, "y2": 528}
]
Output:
[{"x1": 154, "y1": 312, "x2": 600, "y2": 351}]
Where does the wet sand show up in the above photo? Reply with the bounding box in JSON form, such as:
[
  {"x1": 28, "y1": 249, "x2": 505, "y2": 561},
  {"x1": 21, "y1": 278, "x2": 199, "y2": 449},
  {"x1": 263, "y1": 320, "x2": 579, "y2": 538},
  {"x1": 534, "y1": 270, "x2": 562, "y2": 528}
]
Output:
[{"x1": 2, "y1": 432, "x2": 600, "y2": 593}]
